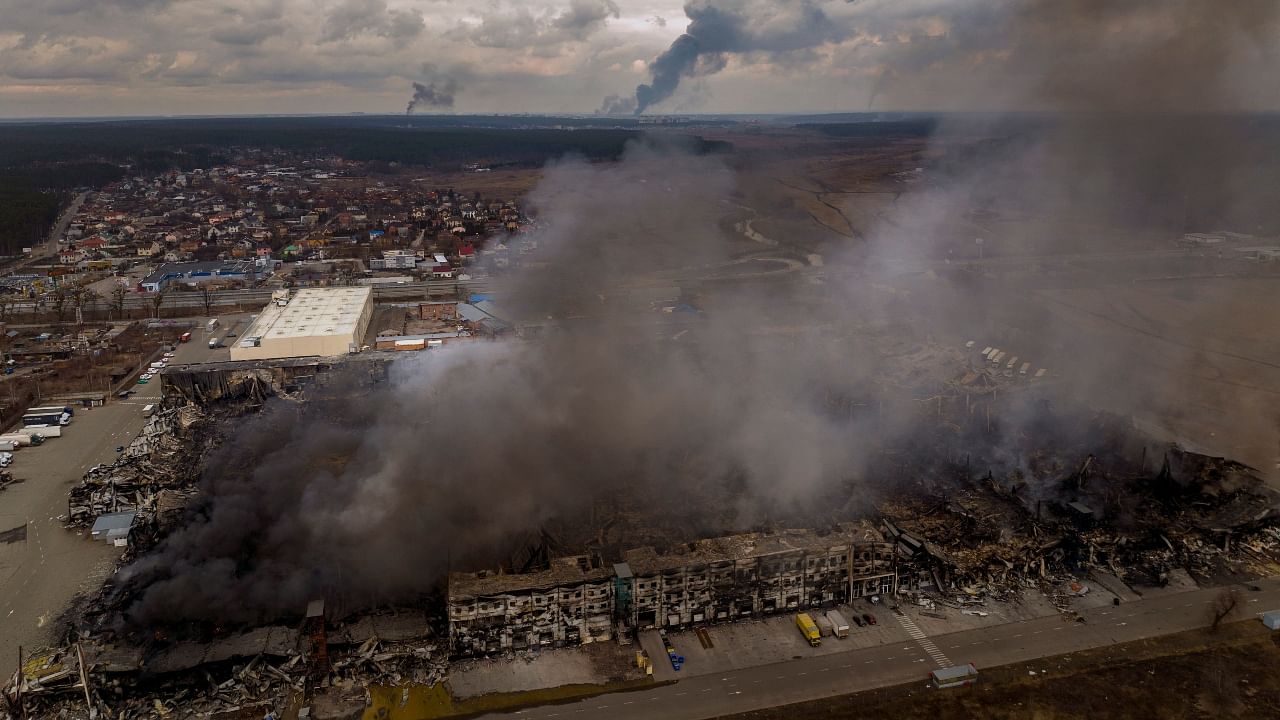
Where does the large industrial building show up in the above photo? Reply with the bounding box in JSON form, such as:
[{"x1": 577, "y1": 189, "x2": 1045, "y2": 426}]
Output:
[
  {"x1": 447, "y1": 523, "x2": 897, "y2": 656},
  {"x1": 229, "y1": 287, "x2": 373, "y2": 361}
]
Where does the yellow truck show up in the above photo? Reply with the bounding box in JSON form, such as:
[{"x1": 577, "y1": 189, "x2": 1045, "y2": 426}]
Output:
[{"x1": 796, "y1": 613, "x2": 821, "y2": 646}]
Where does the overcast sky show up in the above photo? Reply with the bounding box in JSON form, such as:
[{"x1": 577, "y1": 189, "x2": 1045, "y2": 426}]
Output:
[{"x1": 1, "y1": 0, "x2": 1276, "y2": 118}]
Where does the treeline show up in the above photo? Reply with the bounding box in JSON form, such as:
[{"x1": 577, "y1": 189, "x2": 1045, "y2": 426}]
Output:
[
  {"x1": 0, "y1": 118, "x2": 729, "y2": 169},
  {"x1": 0, "y1": 162, "x2": 130, "y2": 256},
  {"x1": 0, "y1": 178, "x2": 61, "y2": 255}
]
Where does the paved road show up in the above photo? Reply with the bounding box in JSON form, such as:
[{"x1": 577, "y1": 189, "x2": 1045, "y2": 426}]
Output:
[
  {"x1": 483, "y1": 578, "x2": 1280, "y2": 720},
  {"x1": 0, "y1": 378, "x2": 161, "y2": 665}
]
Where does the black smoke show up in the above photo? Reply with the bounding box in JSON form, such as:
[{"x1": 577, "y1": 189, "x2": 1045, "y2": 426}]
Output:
[
  {"x1": 406, "y1": 78, "x2": 458, "y2": 113},
  {"x1": 116, "y1": 143, "x2": 898, "y2": 626},
  {"x1": 632, "y1": 1, "x2": 840, "y2": 114}
]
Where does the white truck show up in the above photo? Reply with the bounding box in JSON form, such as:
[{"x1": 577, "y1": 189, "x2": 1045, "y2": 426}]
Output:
[
  {"x1": 18, "y1": 425, "x2": 61, "y2": 438},
  {"x1": 0, "y1": 433, "x2": 35, "y2": 447},
  {"x1": 825, "y1": 610, "x2": 851, "y2": 639}
]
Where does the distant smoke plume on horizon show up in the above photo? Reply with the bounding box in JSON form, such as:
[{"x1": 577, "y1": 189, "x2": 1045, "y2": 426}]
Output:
[
  {"x1": 620, "y1": 0, "x2": 1279, "y2": 114},
  {"x1": 406, "y1": 77, "x2": 459, "y2": 113}
]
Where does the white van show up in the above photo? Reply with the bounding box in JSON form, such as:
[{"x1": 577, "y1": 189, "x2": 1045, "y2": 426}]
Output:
[{"x1": 142, "y1": 404, "x2": 156, "y2": 418}]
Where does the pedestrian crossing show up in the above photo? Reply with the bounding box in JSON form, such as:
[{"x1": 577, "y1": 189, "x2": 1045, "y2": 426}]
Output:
[{"x1": 896, "y1": 611, "x2": 951, "y2": 667}]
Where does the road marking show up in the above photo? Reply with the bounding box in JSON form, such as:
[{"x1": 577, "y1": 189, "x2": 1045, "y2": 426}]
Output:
[{"x1": 895, "y1": 613, "x2": 951, "y2": 668}]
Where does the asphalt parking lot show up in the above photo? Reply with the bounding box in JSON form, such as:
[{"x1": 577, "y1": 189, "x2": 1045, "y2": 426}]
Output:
[
  {"x1": 166, "y1": 313, "x2": 255, "y2": 366},
  {"x1": 0, "y1": 382, "x2": 160, "y2": 663}
]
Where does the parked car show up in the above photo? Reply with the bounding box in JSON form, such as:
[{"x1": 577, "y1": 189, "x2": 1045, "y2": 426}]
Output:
[
  {"x1": 136, "y1": 378, "x2": 149, "y2": 385},
  {"x1": 863, "y1": 613, "x2": 876, "y2": 626},
  {"x1": 851, "y1": 615, "x2": 864, "y2": 627}
]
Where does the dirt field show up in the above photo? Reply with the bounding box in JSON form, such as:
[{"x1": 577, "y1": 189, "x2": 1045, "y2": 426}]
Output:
[{"x1": 716, "y1": 621, "x2": 1280, "y2": 720}]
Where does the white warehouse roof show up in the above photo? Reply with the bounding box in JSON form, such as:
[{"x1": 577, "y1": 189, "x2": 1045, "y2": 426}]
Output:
[{"x1": 230, "y1": 287, "x2": 373, "y2": 361}]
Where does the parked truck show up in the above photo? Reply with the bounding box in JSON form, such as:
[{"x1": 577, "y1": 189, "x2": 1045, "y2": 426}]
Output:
[
  {"x1": 825, "y1": 610, "x2": 851, "y2": 639},
  {"x1": 796, "y1": 613, "x2": 821, "y2": 647},
  {"x1": 0, "y1": 433, "x2": 39, "y2": 447},
  {"x1": 18, "y1": 425, "x2": 61, "y2": 438}
]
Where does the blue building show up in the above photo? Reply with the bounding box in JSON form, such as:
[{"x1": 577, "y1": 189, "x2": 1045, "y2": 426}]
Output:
[{"x1": 139, "y1": 260, "x2": 258, "y2": 292}]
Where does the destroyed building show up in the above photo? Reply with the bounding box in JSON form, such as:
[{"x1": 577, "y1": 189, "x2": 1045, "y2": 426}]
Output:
[{"x1": 447, "y1": 523, "x2": 897, "y2": 656}]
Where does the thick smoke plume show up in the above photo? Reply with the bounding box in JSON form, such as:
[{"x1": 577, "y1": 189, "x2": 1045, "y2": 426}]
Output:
[
  {"x1": 621, "y1": 0, "x2": 1280, "y2": 113},
  {"x1": 406, "y1": 77, "x2": 458, "y2": 113},
  {"x1": 119, "y1": 144, "x2": 897, "y2": 626},
  {"x1": 119, "y1": 0, "x2": 1280, "y2": 629},
  {"x1": 631, "y1": 0, "x2": 843, "y2": 114}
]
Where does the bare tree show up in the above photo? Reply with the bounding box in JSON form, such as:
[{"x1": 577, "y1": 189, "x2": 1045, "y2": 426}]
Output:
[
  {"x1": 50, "y1": 286, "x2": 71, "y2": 323},
  {"x1": 1209, "y1": 587, "x2": 1241, "y2": 632},
  {"x1": 70, "y1": 284, "x2": 99, "y2": 325},
  {"x1": 109, "y1": 284, "x2": 127, "y2": 320},
  {"x1": 200, "y1": 284, "x2": 215, "y2": 316},
  {"x1": 150, "y1": 286, "x2": 168, "y2": 319}
]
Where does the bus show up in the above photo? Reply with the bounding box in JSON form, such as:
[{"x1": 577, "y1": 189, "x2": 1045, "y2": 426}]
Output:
[{"x1": 931, "y1": 663, "x2": 979, "y2": 688}]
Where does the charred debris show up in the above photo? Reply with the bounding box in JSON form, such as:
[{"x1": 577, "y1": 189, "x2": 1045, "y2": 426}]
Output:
[{"x1": 6, "y1": 362, "x2": 1280, "y2": 719}]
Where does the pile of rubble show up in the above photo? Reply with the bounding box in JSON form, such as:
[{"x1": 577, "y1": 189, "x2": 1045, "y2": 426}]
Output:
[
  {"x1": 3, "y1": 610, "x2": 445, "y2": 720},
  {"x1": 66, "y1": 406, "x2": 209, "y2": 546},
  {"x1": 882, "y1": 441, "x2": 1280, "y2": 609}
]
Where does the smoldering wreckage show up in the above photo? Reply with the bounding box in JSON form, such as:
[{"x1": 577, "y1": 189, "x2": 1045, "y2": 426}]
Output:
[{"x1": 5, "y1": 345, "x2": 1279, "y2": 720}]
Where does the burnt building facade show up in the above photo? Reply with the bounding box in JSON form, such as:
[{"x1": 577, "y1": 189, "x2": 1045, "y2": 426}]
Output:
[{"x1": 447, "y1": 523, "x2": 897, "y2": 657}]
